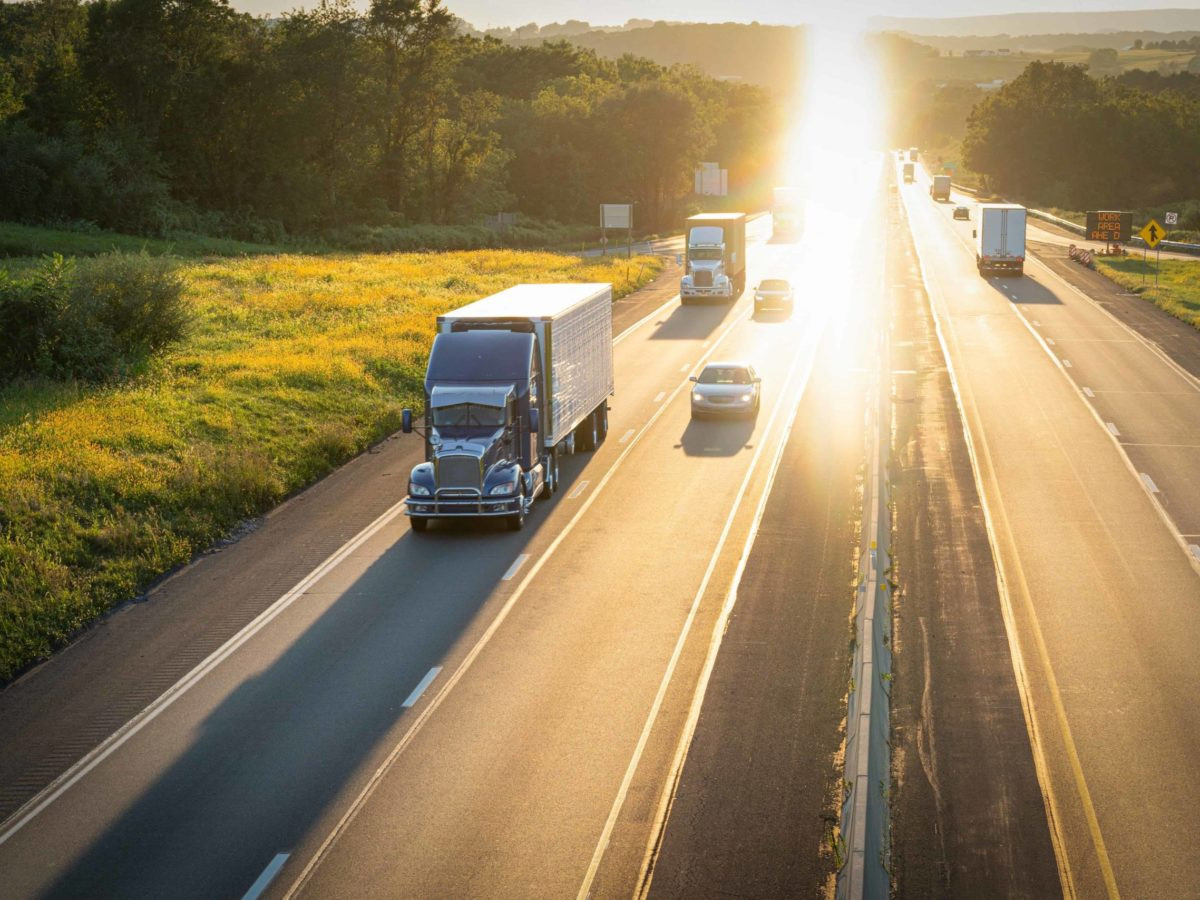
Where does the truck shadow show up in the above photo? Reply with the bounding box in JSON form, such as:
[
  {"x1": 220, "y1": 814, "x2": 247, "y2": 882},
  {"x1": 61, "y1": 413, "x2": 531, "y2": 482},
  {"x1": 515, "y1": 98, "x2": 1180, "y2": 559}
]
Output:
[
  {"x1": 650, "y1": 299, "x2": 743, "y2": 341},
  {"x1": 44, "y1": 487, "x2": 567, "y2": 897},
  {"x1": 983, "y1": 275, "x2": 1063, "y2": 305},
  {"x1": 676, "y1": 416, "x2": 756, "y2": 457}
]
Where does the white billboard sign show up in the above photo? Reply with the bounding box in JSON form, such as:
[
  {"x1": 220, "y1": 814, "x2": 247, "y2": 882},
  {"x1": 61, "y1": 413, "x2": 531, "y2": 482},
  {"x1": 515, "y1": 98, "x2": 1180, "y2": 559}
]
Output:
[{"x1": 601, "y1": 204, "x2": 633, "y2": 229}]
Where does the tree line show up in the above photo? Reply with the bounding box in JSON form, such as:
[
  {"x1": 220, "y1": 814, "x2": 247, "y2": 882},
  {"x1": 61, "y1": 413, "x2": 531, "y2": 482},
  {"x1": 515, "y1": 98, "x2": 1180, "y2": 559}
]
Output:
[
  {"x1": 0, "y1": 0, "x2": 780, "y2": 240},
  {"x1": 962, "y1": 61, "x2": 1200, "y2": 216}
]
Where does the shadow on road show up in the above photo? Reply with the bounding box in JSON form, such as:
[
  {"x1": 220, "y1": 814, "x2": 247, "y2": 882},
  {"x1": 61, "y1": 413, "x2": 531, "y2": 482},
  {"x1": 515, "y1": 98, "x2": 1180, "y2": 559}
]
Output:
[
  {"x1": 43, "y1": 454, "x2": 586, "y2": 898},
  {"x1": 650, "y1": 298, "x2": 741, "y2": 341},
  {"x1": 676, "y1": 416, "x2": 756, "y2": 457},
  {"x1": 983, "y1": 274, "x2": 1063, "y2": 305}
]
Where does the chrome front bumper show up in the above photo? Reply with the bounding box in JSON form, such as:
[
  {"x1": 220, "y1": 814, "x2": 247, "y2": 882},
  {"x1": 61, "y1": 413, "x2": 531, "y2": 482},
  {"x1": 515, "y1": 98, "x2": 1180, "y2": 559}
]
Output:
[{"x1": 405, "y1": 494, "x2": 524, "y2": 518}]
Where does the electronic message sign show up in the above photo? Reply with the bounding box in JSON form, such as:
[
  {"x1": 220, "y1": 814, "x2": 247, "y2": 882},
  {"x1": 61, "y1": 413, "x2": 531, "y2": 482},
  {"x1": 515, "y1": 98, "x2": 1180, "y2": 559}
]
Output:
[{"x1": 1085, "y1": 210, "x2": 1132, "y2": 242}]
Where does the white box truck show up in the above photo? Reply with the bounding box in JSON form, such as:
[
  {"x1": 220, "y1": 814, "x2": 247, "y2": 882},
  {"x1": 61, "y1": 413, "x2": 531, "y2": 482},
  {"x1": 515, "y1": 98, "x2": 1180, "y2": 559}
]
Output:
[
  {"x1": 930, "y1": 175, "x2": 951, "y2": 202},
  {"x1": 402, "y1": 283, "x2": 614, "y2": 531},
  {"x1": 975, "y1": 204, "x2": 1026, "y2": 276}
]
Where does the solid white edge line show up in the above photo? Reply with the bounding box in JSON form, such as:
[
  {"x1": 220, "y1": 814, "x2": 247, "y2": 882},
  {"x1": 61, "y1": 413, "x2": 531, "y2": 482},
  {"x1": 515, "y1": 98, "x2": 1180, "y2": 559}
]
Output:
[
  {"x1": 927, "y1": 188, "x2": 1200, "y2": 578},
  {"x1": 0, "y1": 273, "x2": 702, "y2": 846},
  {"x1": 631, "y1": 298, "x2": 839, "y2": 900},
  {"x1": 613, "y1": 293, "x2": 679, "y2": 346},
  {"x1": 577, "y1": 306, "x2": 825, "y2": 900},
  {"x1": 0, "y1": 498, "x2": 410, "y2": 848},
  {"x1": 282, "y1": 304, "x2": 753, "y2": 900},
  {"x1": 401, "y1": 667, "x2": 442, "y2": 709},
  {"x1": 501, "y1": 554, "x2": 530, "y2": 582},
  {"x1": 901, "y1": 185, "x2": 1085, "y2": 898},
  {"x1": 243, "y1": 852, "x2": 290, "y2": 900}
]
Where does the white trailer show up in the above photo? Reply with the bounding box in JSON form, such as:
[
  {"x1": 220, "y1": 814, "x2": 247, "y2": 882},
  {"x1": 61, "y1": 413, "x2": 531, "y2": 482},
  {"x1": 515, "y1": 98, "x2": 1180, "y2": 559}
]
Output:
[
  {"x1": 975, "y1": 204, "x2": 1026, "y2": 276},
  {"x1": 437, "y1": 283, "x2": 614, "y2": 450}
]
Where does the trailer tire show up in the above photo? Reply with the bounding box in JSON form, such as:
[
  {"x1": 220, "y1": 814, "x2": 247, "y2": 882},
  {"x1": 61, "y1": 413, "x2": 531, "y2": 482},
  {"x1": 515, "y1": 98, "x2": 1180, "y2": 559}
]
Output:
[
  {"x1": 595, "y1": 405, "x2": 608, "y2": 443},
  {"x1": 542, "y1": 449, "x2": 559, "y2": 498},
  {"x1": 576, "y1": 413, "x2": 598, "y2": 452}
]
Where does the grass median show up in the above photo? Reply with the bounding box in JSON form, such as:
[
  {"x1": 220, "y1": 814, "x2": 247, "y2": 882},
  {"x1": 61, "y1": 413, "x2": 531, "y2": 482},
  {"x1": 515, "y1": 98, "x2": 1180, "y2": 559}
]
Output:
[
  {"x1": 0, "y1": 248, "x2": 663, "y2": 681},
  {"x1": 1093, "y1": 255, "x2": 1200, "y2": 330}
]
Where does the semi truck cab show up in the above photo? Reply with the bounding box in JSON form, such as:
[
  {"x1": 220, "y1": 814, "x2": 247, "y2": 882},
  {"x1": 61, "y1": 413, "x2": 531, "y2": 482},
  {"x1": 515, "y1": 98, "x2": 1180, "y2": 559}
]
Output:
[
  {"x1": 405, "y1": 330, "x2": 543, "y2": 531},
  {"x1": 680, "y1": 213, "x2": 747, "y2": 304}
]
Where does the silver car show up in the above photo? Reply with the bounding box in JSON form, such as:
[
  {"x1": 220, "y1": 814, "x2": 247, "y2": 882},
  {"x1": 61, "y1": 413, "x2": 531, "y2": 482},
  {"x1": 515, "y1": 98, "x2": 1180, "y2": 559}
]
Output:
[
  {"x1": 754, "y1": 278, "x2": 794, "y2": 314},
  {"x1": 690, "y1": 361, "x2": 761, "y2": 418}
]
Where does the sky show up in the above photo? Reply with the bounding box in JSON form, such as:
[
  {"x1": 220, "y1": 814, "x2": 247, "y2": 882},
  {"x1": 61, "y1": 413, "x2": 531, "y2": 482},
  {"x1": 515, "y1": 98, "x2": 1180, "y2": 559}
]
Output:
[{"x1": 442, "y1": 0, "x2": 1193, "y2": 30}]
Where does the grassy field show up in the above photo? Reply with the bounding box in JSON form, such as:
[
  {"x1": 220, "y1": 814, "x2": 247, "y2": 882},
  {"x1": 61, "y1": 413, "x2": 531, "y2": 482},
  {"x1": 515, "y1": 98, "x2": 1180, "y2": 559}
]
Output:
[
  {"x1": 1095, "y1": 255, "x2": 1200, "y2": 329},
  {"x1": 0, "y1": 248, "x2": 663, "y2": 681}
]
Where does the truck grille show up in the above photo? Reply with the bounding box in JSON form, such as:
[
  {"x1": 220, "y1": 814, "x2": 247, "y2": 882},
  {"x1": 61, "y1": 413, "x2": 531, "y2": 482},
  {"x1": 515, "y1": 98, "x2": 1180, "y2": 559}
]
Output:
[
  {"x1": 693, "y1": 269, "x2": 713, "y2": 287},
  {"x1": 437, "y1": 455, "x2": 482, "y2": 492}
]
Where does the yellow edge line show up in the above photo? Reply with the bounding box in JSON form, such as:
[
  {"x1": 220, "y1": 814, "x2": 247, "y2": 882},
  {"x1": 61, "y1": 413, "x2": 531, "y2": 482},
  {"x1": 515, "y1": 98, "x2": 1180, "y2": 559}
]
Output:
[{"x1": 901, "y1": 178, "x2": 1119, "y2": 899}]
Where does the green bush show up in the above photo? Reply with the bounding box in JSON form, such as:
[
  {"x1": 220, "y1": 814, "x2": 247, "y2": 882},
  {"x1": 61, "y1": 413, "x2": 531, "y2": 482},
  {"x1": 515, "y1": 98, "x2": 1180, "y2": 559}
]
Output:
[{"x1": 0, "y1": 252, "x2": 189, "y2": 382}]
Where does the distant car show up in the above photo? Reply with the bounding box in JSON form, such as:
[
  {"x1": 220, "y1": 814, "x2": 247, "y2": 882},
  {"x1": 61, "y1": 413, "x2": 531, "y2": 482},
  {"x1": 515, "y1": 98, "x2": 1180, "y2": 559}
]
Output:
[
  {"x1": 753, "y1": 278, "x2": 794, "y2": 313},
  {"x1": 953, "y1": 205, "x2": 970, "y2": 220},
  {"x1": 690, "y1": 361, "x2": 761, "y2": 418}
]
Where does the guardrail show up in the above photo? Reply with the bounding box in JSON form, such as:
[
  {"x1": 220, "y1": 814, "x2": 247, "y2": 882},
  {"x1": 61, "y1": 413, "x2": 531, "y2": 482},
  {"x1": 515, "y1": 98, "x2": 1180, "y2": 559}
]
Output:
[
  {"x1": 949, "y1": 177, "x2": 1200, "y2": 258},
  {"x1": 836, "y1": 326, "x2": 893, "y2": 900}
]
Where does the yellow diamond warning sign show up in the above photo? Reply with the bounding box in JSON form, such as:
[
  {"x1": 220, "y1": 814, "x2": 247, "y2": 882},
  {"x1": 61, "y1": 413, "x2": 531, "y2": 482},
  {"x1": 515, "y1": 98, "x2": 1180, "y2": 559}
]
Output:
[{"x1": 1140, "y1": 218, "x2": 1166, "y2": 249}]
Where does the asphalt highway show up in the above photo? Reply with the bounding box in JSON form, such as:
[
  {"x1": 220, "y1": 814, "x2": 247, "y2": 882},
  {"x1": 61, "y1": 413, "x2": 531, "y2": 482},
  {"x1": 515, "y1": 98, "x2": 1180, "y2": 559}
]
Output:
[
  {"x1": 7, "y1": 154, "x2": 1199, "y2": 899},
  {"x1": 0, "y1": 171, "x2": 881, "y2": 898},
  {"x1": 903, "y1": 165, "x2": 1200, "y2": 898}
]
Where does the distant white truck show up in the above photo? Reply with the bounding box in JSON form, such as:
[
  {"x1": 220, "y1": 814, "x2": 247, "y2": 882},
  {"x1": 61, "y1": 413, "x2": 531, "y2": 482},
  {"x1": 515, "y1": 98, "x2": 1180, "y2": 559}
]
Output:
[
  {"x1": 930, "y1": 175, "x2": 951, "y2": 202},
  {"x1": 975, "y1": 204, "x2": 1026, "y2": 276}
]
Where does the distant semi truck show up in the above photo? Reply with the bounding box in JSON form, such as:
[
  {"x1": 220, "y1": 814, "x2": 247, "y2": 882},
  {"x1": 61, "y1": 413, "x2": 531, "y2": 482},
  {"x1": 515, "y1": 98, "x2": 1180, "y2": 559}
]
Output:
[
  {"x1": 902, "y1": 163, "x2": 915, "y2": 183},
  {"x1": 402, "y1": 283, "x2": 614, "y2": 531},
  {"x1": 771, "y1": 187, "x2": 804, "y2": 241},
  {"x1": 909, "y1": 147, "x2": 919, "y2": 161},
  {"x1": 975, "y1": 204, "x2": 1026, "y2": 276},
  {"x1": 680, "y1": 212, "x2": 747, "y2": 303},
  {"x1": 930, "y1": 175, "x2": 951, "y2": 202}
]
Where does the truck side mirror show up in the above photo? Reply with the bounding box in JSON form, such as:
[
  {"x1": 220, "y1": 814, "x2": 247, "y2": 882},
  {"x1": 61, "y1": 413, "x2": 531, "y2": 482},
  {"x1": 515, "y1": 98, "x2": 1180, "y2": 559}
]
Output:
[
  {"x1": 530, "y1": 407, "x2": 539, "y2": 434},
  {"x1": 972, "y1": 229, "x2": 977, "y2": 239},
  {"x1": 688, "y1": 375, "x2": 698, "y2": 382},
  {"x1": 675, "y1": 254, "x2": 683, "y2": 266},
  {"x1": 402, "y1": 409, "x2": 413, "y2": 434}
]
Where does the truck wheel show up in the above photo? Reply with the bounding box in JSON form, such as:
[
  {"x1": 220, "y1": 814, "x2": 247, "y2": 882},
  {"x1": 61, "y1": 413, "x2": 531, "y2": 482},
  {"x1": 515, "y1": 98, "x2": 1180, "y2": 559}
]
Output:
[
  {"x1": 595, "y1": 405, "x2": 608, "y2": 443},
  {"x1": 410, "y1": 517, "x2": 429, "y2": 534},
  {"x1": 542, "y1": 449, "x2": 559, "y2": 498},
  {"x1": 576, "y1": 414, "x2": 597, "y2": 452},
  {"x1": 506, "y1": 492, "x2": 526, "y2": 531}
]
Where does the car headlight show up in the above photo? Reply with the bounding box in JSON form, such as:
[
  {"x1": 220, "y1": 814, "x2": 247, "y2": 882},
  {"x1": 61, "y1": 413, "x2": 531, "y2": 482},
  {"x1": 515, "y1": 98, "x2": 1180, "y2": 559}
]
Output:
[
  {"x1": 692, "y1": 392, "x2": 704, "y2": 403},
  {"x1": 488, "y1": 482, "x2": 517, "y2": 496},
  {"x1": 409, "y1": 483, "x2": 431, "y2": 497},
  {"x1": 739, "y1": 393, "x2": 752, "y2": 402}
]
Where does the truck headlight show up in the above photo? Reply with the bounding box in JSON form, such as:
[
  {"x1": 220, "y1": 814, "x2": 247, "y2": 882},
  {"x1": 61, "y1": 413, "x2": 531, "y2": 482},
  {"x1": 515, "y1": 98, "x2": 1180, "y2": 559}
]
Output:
[
  {"x1": 488, "y1": 482, "x2": 517, "y2": 496},
  {"x1": 409, "y1": 483, "x2": 431, "y2": 497},
  {"x1": 739, "y1": 393, "x2": 752, "y2": 402}
]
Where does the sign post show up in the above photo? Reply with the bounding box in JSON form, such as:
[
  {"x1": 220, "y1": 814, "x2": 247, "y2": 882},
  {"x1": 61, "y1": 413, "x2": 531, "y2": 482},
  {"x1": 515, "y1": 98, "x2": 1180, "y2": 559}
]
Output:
[
  {"x1": 1139, "y1": 218, "x2": 1165, "y2": 290},
  {"x1": 601, "y1": 204, "x2": 633, "y2": 259}
]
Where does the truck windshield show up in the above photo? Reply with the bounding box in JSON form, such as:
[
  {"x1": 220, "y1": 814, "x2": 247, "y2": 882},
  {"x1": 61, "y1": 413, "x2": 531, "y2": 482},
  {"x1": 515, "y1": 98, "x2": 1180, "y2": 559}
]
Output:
[
  {"x1": 432, "y1": 403, "x2": 506, "y2": 427},
  {"x1": 690, "y1": 249, "x2": 723, "y2": 260}
]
